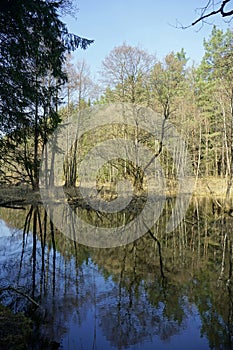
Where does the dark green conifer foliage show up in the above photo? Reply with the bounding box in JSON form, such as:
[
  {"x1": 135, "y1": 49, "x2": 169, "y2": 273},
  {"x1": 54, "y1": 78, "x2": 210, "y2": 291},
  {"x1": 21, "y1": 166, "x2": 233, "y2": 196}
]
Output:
[{"x1": 0, "y1": 0, "x2": 93, "y2": 188}]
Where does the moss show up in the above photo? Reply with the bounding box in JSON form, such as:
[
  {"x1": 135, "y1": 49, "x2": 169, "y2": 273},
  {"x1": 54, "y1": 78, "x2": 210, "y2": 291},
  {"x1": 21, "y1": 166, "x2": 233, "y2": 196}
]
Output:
[{"x1": 0, "y1": 304, "x2": 32, "y2": 350}]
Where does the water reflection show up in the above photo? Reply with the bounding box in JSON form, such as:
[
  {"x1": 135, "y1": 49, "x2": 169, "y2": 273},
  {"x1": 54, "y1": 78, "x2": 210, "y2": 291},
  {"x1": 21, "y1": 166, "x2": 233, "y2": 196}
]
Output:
[{"x1": 0, "y1": 198, "x2": 232, "y2": 349}]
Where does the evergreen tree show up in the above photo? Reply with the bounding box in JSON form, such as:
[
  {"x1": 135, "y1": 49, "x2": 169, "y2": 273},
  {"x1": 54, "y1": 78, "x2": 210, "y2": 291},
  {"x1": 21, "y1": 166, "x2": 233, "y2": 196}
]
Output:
[{"x1": 0, "y1": 0, "x2": 93, "y2": 188}]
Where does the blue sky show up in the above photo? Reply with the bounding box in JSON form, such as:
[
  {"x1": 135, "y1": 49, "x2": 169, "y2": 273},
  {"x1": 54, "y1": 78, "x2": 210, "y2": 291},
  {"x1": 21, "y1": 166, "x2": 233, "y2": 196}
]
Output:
[{"x1": 64, "y1": 0, "x2": 232, "y2": 76}]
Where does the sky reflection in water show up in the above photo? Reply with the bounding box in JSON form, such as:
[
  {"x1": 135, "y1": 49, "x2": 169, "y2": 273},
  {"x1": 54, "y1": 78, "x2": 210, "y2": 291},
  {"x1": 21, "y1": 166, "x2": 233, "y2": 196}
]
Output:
[{"x1": 0, "y1": 200, "x2": 232, "y2": 349}]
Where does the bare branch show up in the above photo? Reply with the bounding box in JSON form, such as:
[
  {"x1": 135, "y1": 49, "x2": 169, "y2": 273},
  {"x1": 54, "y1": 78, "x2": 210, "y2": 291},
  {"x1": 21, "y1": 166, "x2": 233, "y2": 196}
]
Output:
[
  {"x1": 192, "y1": 0, "x2": 233, "y2": 26},
  {"x1": 0, "y1": 286, "x2": 40, "y2": 307}
]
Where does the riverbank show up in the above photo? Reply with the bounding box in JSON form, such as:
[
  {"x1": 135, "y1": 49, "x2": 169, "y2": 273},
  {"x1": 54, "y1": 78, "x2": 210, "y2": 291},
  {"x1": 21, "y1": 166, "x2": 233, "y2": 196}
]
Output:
[{"x1": 0, "y1": 177, "x2": 232, "y2": 207}]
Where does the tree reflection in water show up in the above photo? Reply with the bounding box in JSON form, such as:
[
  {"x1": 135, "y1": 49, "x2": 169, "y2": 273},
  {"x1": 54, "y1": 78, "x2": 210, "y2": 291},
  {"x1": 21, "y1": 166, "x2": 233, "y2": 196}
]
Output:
[{"x1": 0, "y1": 197, "x2": 232, "y2": 349}]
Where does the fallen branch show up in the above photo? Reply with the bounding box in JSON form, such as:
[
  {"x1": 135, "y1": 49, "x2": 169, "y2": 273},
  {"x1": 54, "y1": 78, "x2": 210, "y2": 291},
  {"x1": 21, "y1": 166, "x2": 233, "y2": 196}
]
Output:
[
  {"x1": 0, "y1": 199, "x2": 26, "y2": 209},
  {"x1": 0, "y1": 286, "x2": 39, "y2": 308}
]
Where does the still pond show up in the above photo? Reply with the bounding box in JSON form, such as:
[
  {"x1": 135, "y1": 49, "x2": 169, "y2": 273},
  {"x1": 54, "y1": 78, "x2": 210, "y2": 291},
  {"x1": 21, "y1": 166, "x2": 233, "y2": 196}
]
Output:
[{"x1": 0, "y1": 197, "x2": 232, "y2": 349}]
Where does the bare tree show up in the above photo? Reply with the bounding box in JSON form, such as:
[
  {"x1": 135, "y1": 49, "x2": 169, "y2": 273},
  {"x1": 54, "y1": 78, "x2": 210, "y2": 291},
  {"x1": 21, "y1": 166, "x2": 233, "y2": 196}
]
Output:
[
  {"x1": 63, "y1": 56, "x2": 98, "y2": 110},
  {"x1": 100, "y1": 43, "x2": 156, "y2": 103},
  {"x1": 74, "y1": 59, "x2": 99, "y2": 109}
]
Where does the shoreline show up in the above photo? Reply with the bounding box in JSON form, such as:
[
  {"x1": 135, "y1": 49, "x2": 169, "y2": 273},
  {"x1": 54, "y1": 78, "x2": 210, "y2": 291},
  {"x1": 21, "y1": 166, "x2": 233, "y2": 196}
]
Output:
[{"x1": 0, "y1": 177, "x2": 232, "y2": 207}]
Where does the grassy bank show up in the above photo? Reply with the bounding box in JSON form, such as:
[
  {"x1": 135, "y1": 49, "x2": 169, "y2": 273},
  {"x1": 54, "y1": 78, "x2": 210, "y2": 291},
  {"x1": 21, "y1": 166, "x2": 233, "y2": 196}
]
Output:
[
  {"x1": 192, "y1": 177, "x2": 230, "y2": 197},
  {"x1": 0, "y1": 177, "x2": 232, "y2": 207}
]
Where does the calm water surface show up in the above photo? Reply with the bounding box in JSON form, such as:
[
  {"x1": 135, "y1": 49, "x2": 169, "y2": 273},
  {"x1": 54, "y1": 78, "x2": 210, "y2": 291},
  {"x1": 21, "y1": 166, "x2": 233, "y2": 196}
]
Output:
[{"x1": 0, "y1": 197, "x2": 232, "y2": 349}]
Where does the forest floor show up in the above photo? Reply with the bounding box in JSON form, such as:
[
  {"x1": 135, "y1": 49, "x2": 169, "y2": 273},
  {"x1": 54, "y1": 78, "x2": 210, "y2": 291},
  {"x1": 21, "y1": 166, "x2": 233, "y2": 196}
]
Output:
[
  {"x1": 0, "y1": 185, "x2": 41, "y2": 207},
  {"x1": 0, "y1": 177, "x2": 231, "y2": 208},
  {"x1": 193, "y1": 177, "x2": 230, "y2": 197}
]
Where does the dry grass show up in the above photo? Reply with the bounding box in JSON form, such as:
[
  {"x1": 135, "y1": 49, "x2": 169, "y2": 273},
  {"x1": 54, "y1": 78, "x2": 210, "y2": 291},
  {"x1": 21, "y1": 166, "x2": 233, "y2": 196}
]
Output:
[
  {"x1": 0, "y1": 185, "x2": 41, "y2": 205},
  {"x1": 0, "y1": 177, "x2": 231, "y2": 208},
  {"x1": 193, "y1": 177, "x2": 230, "y2": 197}
]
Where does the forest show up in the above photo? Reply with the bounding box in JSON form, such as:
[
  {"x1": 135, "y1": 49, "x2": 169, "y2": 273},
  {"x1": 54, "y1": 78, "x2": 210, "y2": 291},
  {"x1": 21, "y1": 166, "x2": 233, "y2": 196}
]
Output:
[
  {"x1": 60, "y1": 31, "x2": 233, "y2": 195},
  {"x1": 0, "y1": 1, "x2": 233, "y2": 349},
  {"x1": 1, "y1": 3, "x2": 233, "y2": 204}
]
